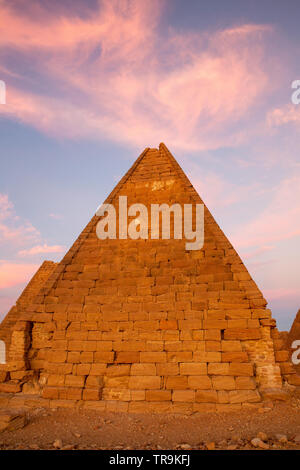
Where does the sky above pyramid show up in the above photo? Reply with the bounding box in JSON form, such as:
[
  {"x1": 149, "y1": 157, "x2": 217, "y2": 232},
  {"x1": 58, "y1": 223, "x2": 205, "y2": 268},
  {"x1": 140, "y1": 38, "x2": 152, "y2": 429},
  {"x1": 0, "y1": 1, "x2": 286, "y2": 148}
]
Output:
[{"x1": 0, "y1": 0, "x2": 300, "y2": 330}]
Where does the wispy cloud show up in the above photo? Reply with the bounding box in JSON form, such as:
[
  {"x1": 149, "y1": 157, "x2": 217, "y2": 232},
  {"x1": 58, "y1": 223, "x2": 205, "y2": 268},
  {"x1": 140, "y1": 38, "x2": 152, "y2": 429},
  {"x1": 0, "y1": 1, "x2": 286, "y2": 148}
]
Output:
[
  {"x1": 267, "y1": 104, "x2": 300, "y2": 128},
  {"x1": 264, "y1": 288, "x2": 300, "y2": 300},
  {"x1": 49, "y1": 213, "x2": 64, "y2": 220},
  {"x1": 0, "y1": 0, "x2": 277, "y2": 150},
  {"x1": 242, "y1": 245, "x2": 275, "y2": 260},
  {"x1": 0, "y1": 192, "x2": 64, "y2": 260},
  {"x1": 192, "y1": 172, "x2": 261, "y2": 210},
  {"x1": 0, "y1": 260, "x2": 39, "y2": 289},
  {"x1": 18, "y1": 244, "x2": 65, "y2": 256},
  {"x1": 0, "y1": 193, "x2": 40, "y2": 247},
  {"x1": 231, "y1": 173, "x2": 300, "y2": 249}
]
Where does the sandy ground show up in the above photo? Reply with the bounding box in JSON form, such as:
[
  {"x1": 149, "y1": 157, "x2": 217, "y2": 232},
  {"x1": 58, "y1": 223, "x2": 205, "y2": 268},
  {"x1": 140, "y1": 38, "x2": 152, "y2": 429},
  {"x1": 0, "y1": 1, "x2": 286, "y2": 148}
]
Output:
[{"x1": 1, "y1": 400, "x2": 300, "y2": 450}]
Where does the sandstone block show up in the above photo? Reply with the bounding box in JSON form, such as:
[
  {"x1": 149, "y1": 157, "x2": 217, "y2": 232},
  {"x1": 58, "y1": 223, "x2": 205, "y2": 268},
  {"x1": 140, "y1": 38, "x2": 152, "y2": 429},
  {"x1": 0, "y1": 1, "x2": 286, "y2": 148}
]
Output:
[
  {"x1": 275, "y1": 350, "x2": 289, "y2": 362},
  {"x1": 115, "y1": 352, "x2": 140, "y2": 363},
  {"x1": 145, "y1": 390, "x2": 171, "y2": 401},
  {"x1": 76, "y1": 364, "x2": 91, "y2": 376},
  {"x1": 212, "y1": 376, "x2": 236, "y2": 390},
  {"x1": 167, "y1": 352, "x2": 193, "y2": 362},
  {"x1": 224, "y1": 328, "x2": 261, "y2": 340},
  {"x1": 131, "y1": 390, "x2": 145, "y2": 401},
  {"x1": 47, "y1": 351, "x2": 67, "y2": 363},
  {"x1": 187, "y1": 376, "x2": 212, "y2": 389},
  {"x1": 131, "y1": 363, "x2": 156, "y2": 375},
  {"x1": 42, "y1": 387, "x2": 60, "y2": 399},
  {"x1": 83, "y1": 388, "x2": 102, "y2": 400},
  {"x1": 229, "y1": 363, "x2": 253, "y2": 376},
  {"x1": 229, "y1": 390, "x2": 261, "y2": 403},
  {"x1": 94, "y1": 351, "x2": 114, "y2": 363},
  {"x1": 90, "y1": 364, "x2": 107, "y2": 375},
  {"x1": 105, "y1": 365, "x2": 130, "y2": 377},
  {"x1": 102, "y1": 389, "x2": 130, "y2": 401},
  {"x1": 156, "y1": 363, "x2": 179, "y2": 376},
  {"x1": 172, "y1": 390, "x2": 195, "y2": 402},
  {"x1": 221, "y1": 352, "x2": 248, "y2": 362},
  {"x1": 159, "y1": 320, "x2": 178, "y2": 330},
  {"x1": 235, "y1": 377, "x2": 256, "y2": 390},
  {"x1": 195, "y1": 390, "x2": 218, "y2": 403},
  {"x1": 66, "y1": 388, "x2": 82, "y2": 400},
  {"x1": 180, "y1": 363, "x2": 207, "y2": 375},
  {"x1": 47, "y1": 374, "x2": 65, "y2": 387},
  {"x1": 128, "y1": 376, "x2": 161, "y2": 389},
  {"x1": 166, "y1": 376, "x2": 188, "y2": 389},
  {"x1": 221, "y1": 341, "x2": 242, "y2": 352},
  {"x1": 65, "y1": 375, "x2": 85, "y2": 388},
  {"x1": 193, "y1": 351, "x2": 221, "y2": 362},
  {"x1": 208, "y1": 363, "x2": 229, "y2": 375},
  {"x1": 140, "y1": 352, "x2": 166, "y2": 363}
]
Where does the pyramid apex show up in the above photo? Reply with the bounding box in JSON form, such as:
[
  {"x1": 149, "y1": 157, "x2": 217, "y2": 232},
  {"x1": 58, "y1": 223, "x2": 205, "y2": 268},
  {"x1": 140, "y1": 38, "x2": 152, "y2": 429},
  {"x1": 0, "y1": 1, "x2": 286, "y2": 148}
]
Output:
[{"x1": 159, "y1": 142, "x2": 167, "y2": 149}]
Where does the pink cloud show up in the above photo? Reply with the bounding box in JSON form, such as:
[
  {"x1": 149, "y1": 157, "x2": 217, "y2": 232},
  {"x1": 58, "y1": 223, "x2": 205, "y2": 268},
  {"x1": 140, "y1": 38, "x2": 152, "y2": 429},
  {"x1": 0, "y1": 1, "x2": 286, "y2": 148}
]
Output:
[
  {"x1": 267, "y1": 104, "x2": 300, "y2": 128},
  {"x1": 0, "y1": 193, "x2": 63, "y2": 260},
  {"x1": 231, "y1": 174, "x2": 300, "y2": 249},
  {"x1": 49, "y1": 213, "x2": 64, "y2": 220},
  {"x1": 0, "y1": 194, "x2": 14, "y2": 221},
  {"x1": 191, "y1": 172, "x2": 261, "y2": 210},
  {"x1": 0, "y1": 0, "x2": 277, "y2": 150},
  {"x1": 0, "y1": 0, "x2": 161, "y2": 52},
  {"x1": 242, "y1": 245, "x2": 275, "y2": 260},
  {"x1": 18, "y1": 244, "x2": 65, "y2": 256},
  {"x1": 264, "y1": 288, "x2": 300, "y2": 300},
  {"x1": 0, "y1": 261, "x2": 39, "y2": 289},
  {"x1": 0, "y1": 193, "x2": 40, "y2": 246}
]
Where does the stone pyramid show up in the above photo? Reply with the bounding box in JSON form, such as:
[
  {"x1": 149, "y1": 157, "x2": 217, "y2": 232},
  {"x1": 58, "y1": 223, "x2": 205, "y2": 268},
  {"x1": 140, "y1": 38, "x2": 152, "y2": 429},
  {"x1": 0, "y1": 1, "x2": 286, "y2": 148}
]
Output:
[
  {"x1": 0, "y1": 261, "x2": 57, "y2": 351},
  {"x1": 0, "y1": 143, "x2": 284, "y2": 412}
]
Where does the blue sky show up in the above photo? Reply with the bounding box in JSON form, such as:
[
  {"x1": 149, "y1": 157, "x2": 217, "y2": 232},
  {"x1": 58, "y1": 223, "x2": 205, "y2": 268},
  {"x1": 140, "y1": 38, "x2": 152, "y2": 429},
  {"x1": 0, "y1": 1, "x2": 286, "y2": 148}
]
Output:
[{"x1": 0, "y1": 0, "x2": 300, "y2": 330}]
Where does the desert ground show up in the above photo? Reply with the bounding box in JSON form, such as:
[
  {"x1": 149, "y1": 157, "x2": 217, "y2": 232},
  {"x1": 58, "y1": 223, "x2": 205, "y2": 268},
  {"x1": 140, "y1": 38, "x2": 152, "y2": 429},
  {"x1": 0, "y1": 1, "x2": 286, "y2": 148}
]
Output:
[{"x1": 1, "y1": 398, "x2": 300, "y2": 450}]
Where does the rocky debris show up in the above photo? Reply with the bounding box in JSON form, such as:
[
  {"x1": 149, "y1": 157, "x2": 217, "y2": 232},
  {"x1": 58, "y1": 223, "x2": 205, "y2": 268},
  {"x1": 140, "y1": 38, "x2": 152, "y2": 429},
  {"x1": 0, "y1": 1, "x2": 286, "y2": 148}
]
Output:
[
  {"x1": 257, "y1": 432, "x2": 268, "y2": 441},
  {"x1": 0, "y1": 381, "x2": 22, "y2": 394},
  {"x1": 258, "y1": 407, "x2": 271, "y2": 413},
  {"x1": 275, "y1": 434, "x2": 288, "y2": 443},
  {"x1": 0, "y1": 372, "x2": 8, "y2": 383},
  {"x1": 178, "y1": 443, "x2": 191, "y2": 450},
  {"x1": 263, "y1": 401, "x2": 274, "y2": 409},
  {"x1": 218, "y1": 440, "x2": 227, "y2": 447},
  {"x1": 22, "y1": 380, "x2": 41, "y2": 395},
  {"x1": 0, "y1": 405, "x2": 300, "y2": 450},
  {"x1": 0, "y1": 411, "x2": 26, "y2": 433},
  {"x1": 61, "y1": 444, "x2": 76, "y2": 450},
  {"x1": 29, "y1": 444, "x2": 39, "y2": 450},
  {"x1": 250, "y1": 438, "x2": 269, "y2": 449},
  {"x1": 205, "y1": 442, "x2": 215, "y2": 450},
  {"x1": 261, "y1": 388, "x2": 289, "y2": 402},
  {"x1": 53, "y1": 439, "x2": 62, "y2": 449}
]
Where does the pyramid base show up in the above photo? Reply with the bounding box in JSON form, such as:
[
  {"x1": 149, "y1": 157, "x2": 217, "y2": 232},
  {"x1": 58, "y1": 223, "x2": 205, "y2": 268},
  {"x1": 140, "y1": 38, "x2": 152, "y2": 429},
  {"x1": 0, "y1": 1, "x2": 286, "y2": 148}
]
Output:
[{"x1": 0, "y1": 392, "x2": 265, "y2": 414}]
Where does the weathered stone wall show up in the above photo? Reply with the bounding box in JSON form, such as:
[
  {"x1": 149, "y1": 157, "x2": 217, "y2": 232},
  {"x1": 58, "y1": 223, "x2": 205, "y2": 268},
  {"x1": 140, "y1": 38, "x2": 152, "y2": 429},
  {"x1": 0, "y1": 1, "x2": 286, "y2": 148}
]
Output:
[{"x1": 0, "y1": 261, "x2": 57, "y2": 352}]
